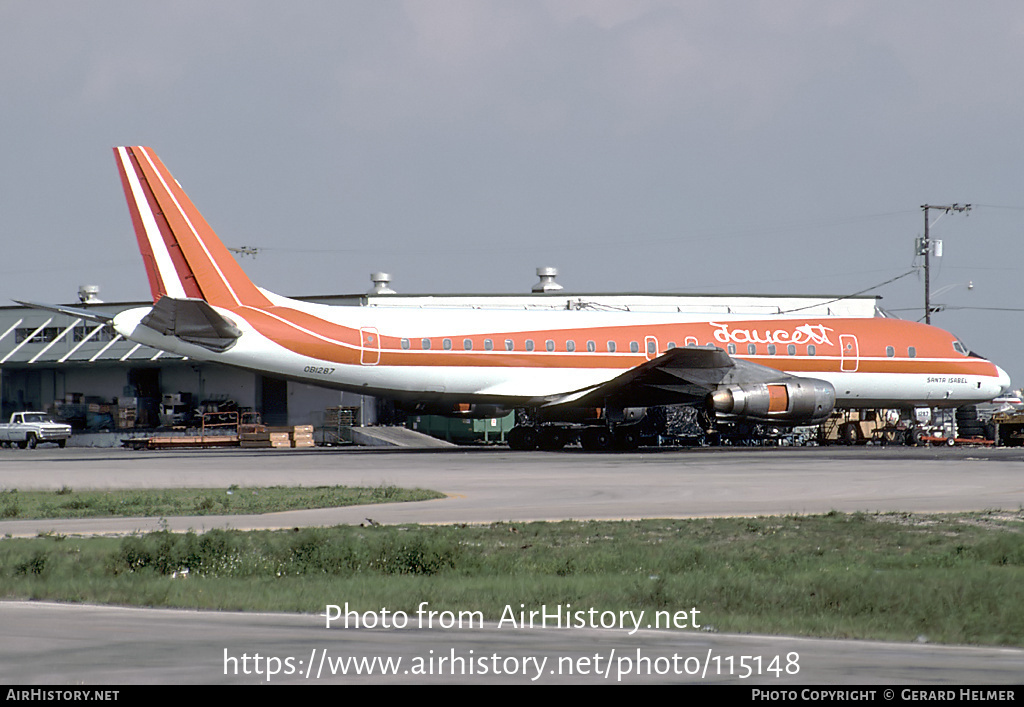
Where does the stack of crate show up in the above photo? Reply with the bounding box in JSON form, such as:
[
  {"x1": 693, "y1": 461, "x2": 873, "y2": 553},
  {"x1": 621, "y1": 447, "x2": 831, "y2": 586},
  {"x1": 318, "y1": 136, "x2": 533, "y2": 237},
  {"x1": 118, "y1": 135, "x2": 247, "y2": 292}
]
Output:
[
  {"x1": 117, "y1": 407, "x2": 137, "y2": 429},
  {"x1": 239, "y1": 429, "x2": 291, "y2": 448},
  {"x1": 239, "y1": 425, "x2": 315, "y2": 448},
  {"x1": 290, "y1": 425, "x2": 314, "y2": 448}
]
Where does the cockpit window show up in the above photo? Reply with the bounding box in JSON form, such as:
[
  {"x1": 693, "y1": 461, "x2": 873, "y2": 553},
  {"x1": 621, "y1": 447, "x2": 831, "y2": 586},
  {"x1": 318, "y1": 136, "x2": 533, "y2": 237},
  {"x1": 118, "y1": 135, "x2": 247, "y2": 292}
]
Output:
[{"x1": 952, "y1": 340, "x2": 967, "y2": 355}]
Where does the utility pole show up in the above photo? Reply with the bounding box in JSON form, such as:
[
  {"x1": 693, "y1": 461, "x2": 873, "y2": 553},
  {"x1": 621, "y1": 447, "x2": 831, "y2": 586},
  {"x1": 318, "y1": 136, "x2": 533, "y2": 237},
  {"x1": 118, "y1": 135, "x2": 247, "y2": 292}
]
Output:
[{"x1": 920, "y1": 203, "x2": 970, "y2": 324}]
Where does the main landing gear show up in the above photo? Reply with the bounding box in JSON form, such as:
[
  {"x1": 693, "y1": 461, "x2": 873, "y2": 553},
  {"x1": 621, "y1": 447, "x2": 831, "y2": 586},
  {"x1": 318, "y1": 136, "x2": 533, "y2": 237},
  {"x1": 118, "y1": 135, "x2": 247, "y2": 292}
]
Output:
[{"x1": 507, "y1": 422, "x2": 643, "y2": 451}]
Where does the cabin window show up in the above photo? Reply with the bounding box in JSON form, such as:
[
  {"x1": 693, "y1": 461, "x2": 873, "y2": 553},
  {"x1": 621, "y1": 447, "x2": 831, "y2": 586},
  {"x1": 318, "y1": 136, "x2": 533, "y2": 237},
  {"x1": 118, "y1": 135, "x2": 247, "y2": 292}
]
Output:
[
  {"x1": 767, "y1": 344, "x2": 777, "y2": 355},
  {"x1": 566, "y1": 340, "x2": 576, "y2": 352},
  {"x1": 525, "y1": 340, "x2": 535, "y2": 351},
  {"x1": 505, "y1": 339, "x2": 514, "y2": 351},
  {"x1": 587, "y1": 340, "x2": 596, "y2": 352},
  {"x1": 400, "y1": 338, "x2": 410, "y2": 350},
  {"x1": 727, "y1": 344, "x2": 736, "y2": 354},
  {"x1": 908, "y1": 346, "x2": 916, "y2": 358},
  {"x1": 545, "y1": 340, "x2": 554, "y2": 352},
  {"x1": 647, "y1": 340, "x2": 657, "y2": 355},
  {"x1": 787, "y1": 344, "x2": 796, "y2": 356},
  {"x1": 421, "y1": 338, "x2": 431, "y2": 350},
  {"x1": 607, "y1": 341, "x2": 617, "y2": 353},
  {"x1": 630, "y1": 341, "x2": 639, "y2": 354},
  {"x1": 808, "y1": 345, "x2": 816, "y2": 356},
  {"x1": 443, "y1": 338, "x2": 452, "y2": 350},
  {"x1": 886, "y1": 346, "x2": 895, "y2": 357},
  {"x1": 464, "y1": 339, "x2": 473, "y2": 351},
  {"x1": 667, "y1": 342, "x2": 676, "y2": 349},
  {"x1": 747, "y1": 343, "x2": 756, "y2": 355}
]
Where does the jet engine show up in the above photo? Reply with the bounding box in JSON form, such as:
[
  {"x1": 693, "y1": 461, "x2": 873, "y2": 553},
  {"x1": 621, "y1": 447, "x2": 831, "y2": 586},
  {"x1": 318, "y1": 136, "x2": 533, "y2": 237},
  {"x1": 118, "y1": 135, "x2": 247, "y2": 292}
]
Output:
[{"x1": 709, "y1": 378, "x2": 835, "y2": 424}]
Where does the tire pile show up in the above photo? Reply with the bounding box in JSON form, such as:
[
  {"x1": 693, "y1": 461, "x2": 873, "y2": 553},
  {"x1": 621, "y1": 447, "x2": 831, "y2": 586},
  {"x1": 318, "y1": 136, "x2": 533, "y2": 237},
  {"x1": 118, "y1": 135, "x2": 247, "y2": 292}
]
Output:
[{"x1": 955, "y1": 405, "x2": 994, "y2": 440}]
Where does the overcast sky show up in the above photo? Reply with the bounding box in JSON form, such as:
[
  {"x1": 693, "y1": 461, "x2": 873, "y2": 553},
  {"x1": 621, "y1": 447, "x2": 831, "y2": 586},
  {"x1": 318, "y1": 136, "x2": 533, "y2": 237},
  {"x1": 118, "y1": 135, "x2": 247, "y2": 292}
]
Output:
[{"x1": 2, "y1": 1, "x2": 1023, "y2": 386}]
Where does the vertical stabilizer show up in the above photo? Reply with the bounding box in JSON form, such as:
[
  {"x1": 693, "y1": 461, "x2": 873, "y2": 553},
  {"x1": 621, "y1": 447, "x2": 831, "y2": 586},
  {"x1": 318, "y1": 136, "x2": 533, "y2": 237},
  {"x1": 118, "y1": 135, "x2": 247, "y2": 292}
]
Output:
[{"x1": 113, "y1": 146, "x2": 271, "y2": 309}]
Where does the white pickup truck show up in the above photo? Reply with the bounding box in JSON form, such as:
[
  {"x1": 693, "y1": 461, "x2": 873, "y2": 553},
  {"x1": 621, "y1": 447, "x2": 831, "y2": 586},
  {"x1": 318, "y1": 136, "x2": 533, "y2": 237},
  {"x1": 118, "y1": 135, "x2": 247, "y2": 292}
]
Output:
[{"x1": 0, "y1": 412, "x2": 72, "y2": 448}]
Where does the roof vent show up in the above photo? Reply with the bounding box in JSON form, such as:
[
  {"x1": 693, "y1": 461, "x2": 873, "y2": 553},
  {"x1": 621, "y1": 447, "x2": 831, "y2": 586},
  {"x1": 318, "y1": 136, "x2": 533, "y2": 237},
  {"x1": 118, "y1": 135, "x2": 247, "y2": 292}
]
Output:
[
  {"x1": 78, "y1": 285, "x2": 103, "y2": 304},
  {"x1": 533, "y1": 267, "x2": 563, "y2": 293},
  {"x1": 368, "y1": 272, "x2": 396, "y2": 295}
]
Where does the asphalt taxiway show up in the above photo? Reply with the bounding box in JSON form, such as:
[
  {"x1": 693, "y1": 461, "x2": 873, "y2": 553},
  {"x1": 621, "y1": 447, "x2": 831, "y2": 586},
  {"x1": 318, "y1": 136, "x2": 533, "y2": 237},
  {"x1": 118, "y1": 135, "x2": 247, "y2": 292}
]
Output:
[{"x1": 1, "y1": 445, "x2": 1023, "y2": 536}]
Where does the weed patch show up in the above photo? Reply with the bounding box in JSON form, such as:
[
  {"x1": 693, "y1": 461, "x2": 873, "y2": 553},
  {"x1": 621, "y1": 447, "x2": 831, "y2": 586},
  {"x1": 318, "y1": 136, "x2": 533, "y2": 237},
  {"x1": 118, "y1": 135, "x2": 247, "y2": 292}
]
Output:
[{"x1": 1, "y1": 511, "x2": 1022, "y2": 645}]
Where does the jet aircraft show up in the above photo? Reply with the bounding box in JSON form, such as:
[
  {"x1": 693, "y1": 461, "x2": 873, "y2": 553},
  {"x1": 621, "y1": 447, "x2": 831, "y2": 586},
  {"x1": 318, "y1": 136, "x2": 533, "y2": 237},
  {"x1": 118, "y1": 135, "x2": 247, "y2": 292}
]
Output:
[{"x1": 94, "y1": 146, "x2": 1011, "y2": 450}]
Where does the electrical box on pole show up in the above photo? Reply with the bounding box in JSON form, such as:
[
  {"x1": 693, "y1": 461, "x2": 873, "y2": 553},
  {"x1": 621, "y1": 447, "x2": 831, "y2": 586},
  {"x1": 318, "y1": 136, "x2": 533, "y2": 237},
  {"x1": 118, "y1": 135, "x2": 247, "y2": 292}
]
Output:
[{"x1": 920, "y1": 204, "x2": 970, "y2": 325}]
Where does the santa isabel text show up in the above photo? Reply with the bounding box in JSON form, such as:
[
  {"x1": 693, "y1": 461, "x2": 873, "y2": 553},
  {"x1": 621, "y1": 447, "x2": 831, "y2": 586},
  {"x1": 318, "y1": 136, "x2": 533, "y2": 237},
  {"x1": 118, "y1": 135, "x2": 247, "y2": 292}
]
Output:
[{"x1": 325, "y1": 602, "x2": 701, "y2": 635}]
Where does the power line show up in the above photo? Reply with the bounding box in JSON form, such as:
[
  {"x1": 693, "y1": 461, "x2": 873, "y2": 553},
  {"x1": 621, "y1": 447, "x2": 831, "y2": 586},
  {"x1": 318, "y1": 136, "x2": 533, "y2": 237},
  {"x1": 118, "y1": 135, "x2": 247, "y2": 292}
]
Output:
[{"x1": 779, "y1": 269, "x2": 919, "y2": 314}]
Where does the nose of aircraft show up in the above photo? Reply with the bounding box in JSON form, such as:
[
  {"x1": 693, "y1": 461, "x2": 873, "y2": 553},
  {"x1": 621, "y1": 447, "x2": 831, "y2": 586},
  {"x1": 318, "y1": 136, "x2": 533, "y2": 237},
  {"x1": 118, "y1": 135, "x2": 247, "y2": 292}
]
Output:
[{"x1": 996, "y1": 366, "x2": 1012, "y2": 395}]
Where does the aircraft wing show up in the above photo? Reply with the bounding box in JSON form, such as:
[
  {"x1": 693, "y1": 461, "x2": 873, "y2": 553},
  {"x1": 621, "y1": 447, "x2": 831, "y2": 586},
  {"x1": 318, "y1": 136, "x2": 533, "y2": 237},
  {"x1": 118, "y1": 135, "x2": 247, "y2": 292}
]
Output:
[{"x1": 542, "y1": 345, "x2": 804, "y2": 409}]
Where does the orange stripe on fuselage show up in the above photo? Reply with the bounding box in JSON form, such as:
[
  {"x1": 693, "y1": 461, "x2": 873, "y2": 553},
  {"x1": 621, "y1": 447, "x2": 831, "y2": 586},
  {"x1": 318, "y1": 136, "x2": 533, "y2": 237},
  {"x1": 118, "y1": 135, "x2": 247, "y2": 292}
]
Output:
[
  {"x1": 239, "y1": 306, "x2": 362, "y2": 365},
  {"x1": 226, "y1": 306, "x2": 1001, "y2": 381}
]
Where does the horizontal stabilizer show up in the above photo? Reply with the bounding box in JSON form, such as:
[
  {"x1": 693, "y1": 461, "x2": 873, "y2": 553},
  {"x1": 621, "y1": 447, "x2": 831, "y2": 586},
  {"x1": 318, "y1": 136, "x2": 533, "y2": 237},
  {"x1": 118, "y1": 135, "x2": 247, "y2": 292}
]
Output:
[
  {"x1": 14, "y1": 300, "x2": 113, "y2": 324},
  {"x1": 140, "y1": 297, "x2": 242, "y2": 353}
]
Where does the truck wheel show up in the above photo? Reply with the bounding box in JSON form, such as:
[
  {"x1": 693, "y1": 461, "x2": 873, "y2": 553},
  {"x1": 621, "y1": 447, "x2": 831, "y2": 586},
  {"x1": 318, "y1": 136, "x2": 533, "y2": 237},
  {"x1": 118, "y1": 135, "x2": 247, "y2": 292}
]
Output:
[
  {"x1": 27, "y1": 434, "x2": 37, "y2": 449},
  {"x1": 57, "y1": 439, "x2": 67, "y2": 449}
]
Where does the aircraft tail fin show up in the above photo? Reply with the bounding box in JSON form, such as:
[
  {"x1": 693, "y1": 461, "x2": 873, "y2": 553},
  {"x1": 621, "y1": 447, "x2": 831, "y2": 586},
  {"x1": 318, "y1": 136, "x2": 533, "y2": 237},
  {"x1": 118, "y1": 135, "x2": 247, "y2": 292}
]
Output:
[{"x1": 113, "y1": 146, "x2": 271, "y2": 310}]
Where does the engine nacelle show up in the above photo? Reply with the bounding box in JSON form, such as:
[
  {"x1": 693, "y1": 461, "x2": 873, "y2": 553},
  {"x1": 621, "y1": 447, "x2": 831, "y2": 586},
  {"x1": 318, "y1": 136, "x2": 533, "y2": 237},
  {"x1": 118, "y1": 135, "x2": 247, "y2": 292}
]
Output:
[{"x1": 709, "y1": 378, "x2": 835, "y2": 424}]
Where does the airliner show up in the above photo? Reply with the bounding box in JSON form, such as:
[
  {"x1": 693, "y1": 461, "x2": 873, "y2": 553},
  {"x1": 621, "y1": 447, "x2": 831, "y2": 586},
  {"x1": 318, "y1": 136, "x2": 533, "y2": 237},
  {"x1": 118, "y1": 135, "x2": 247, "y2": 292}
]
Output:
[{"x1": 59, "y1": 146, "x2": 1010, "y2": 449}]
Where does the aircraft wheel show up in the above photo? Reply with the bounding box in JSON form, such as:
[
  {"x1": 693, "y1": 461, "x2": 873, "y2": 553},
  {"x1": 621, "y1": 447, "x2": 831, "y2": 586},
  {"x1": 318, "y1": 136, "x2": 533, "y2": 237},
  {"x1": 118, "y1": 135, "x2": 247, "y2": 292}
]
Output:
[
  {"x1": 538, "y1": 427, "x2": 567, "y2": 451},
  {"x1": 840, "y1": 423, "x2": 858, "y2": 446},
  {"x1": 507, "y1": 426, "x2": 538, "y2": 451},
  {"x1": 581, "y1": 426, "x2": 614, "y2": 452},
  {"x1": 615, "y1": 426, "x2": 641, "y2": 450}
]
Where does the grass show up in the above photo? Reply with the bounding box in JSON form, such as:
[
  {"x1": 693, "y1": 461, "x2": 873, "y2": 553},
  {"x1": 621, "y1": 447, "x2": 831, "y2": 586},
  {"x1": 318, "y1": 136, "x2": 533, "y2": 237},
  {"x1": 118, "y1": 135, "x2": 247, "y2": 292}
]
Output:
[
  {"x1": 0, "y1": 485, "x2": 444, "y2": 519},
  {"x1": 2, "y1": 510, "x2": 1023, "y2": 646}
]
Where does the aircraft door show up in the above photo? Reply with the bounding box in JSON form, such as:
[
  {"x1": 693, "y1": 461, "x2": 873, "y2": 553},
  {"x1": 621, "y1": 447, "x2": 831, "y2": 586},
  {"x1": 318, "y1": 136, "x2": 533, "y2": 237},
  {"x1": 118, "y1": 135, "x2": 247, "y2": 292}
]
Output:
[
  {"x1": 840, "y1": 334, "x2": 859, "y2": 372},
  {"x1": 360, "y1": 327, "x2": 381, "y2": 365},
  {"x1": 645, "y1": 336, "x2": 659, "y2": 361}
]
